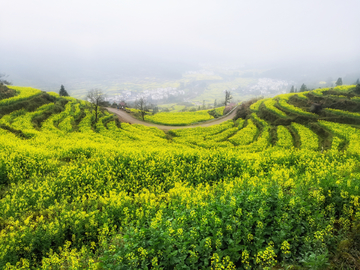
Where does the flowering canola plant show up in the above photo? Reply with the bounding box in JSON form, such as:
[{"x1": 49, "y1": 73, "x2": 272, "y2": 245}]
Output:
[
  {"x1": 0, "y1": 86, "x2": 42, "y2": 106},
  {"x1": 0, "y1": 86, "x2": 360, "y2": 269},
  {"x1": 144, "y1": 110, "x2": 214, "y2": 126}
]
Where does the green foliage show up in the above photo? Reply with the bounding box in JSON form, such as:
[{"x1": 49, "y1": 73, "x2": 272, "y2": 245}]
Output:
[
  {"x1": 208, "y1": 106, "x2": 225, "y2": 118},
  {"x1": 300, "y1": 249, "x2": 329, "y2": 270},
  {"x1": 215, "y1": 106, "x2": 225, "y2": 116},
  {"x1": 330, "y1": 222, "x2": 360, "y2": 269},
  {"x1": 353, "y1": 83, "x2": 360, "y2": 95},
  {"x1": 0, "y1": 85, "x2": 16, "y2": 100},
  {"x1": 152, "y1": 106, "x2": 159, "y2": 114},
  {"x1": 299, "y1": 83, "x2": 308, "y2": 92},
  {"x1": 276, "y1": 125, "x2": 293, "y2": 148},
  {"x1": 59, "y1": 85, "x2": 70, "y2": 97},
  {"x1": 263, "y1": 99, "x2": 287, "y2": 117},
  {"x1": 228, "y1": 119, "x2": 257, "y2": 145},
  {"x1": 1, "y1": 85, "x2": 360, "y2": 269},
  {"x1": 278, "y1": 97, "x2": 317, "y2": 117},
  {"x1": 0, "y1": 86, "x2": 42, "y2": 106},
  {"x1": 144, "y1": 110, "x2": 214, "y2": 125},
  {"x1": 335, "y1": 77, "x2": 343, "y2": 86},
  {"x1": 325, "y1": 108, "x2": 360, "y2": 118},
  {"x1": 250, "y1": 98, "x2": 266, "y2": 112},
  {"x1": 291, "y1": 122, "x2": 319, "y2": 150}
]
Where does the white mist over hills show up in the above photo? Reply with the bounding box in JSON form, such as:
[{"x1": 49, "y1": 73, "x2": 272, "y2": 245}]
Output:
[{"x1": 1, "y1": 0, "x2": 360, "y2": 102}]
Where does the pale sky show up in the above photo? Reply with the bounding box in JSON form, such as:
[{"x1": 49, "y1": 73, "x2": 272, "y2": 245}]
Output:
[{"x1": 1, "y1": 0, "x2": 360, "y2": 77}]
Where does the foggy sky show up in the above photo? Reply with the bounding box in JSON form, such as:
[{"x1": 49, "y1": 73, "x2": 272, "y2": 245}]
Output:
[{"x1": 1, "y1": 0, "x2": 360, "y2": 78}]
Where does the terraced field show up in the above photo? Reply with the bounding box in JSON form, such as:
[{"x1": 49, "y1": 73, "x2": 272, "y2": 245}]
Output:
[
  {"x1": 126, "y1": 106, "x2": 227, "y2": 126},
  {"x1": 1, "y1": 85, "x2": 360, "y2": 269}
]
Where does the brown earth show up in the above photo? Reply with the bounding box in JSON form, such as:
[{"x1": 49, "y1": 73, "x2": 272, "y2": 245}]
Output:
[{"x1": 106, "y1": 107, "x2": 238, "y2": 131}]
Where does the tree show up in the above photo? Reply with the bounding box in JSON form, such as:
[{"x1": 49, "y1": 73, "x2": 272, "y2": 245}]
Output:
[
  {"x1": 59, "y1": 85, "x2": 69, "y2": 96},
  {"x1": 335, "y1": 78, "x2": 343, "y2": 86},
  {"x1": 0, "y1": 73, "x2": 12, "y2": 85},
  {"x1": 86, "y1": 88, "x2": 106, "y2": 123},
  {"x1": 0, "y1": 74, "x2": 15, "y2": 100},
  {"x1": 224, "y1": 90, "x2": 233, "y2": 106},
  {"x1": 152, "y1": 106, "x2": 159, "y2": 115},
  {"x1": 290, "y1": 85, "x2": 294, "y2": 93},
  {"x1": 354, "y1": 78, "x2": 359, "y2": 85},
  {"x1": 214, "y1": 99, "x2": 217, "y2": 108},
  {"x1": 134, "y1": 97, "x2": 149, "y2": 121},
  {"x1": 299, "y1": 84, "x2": 307, "y2": 92},
  {"x1": 355, "y1": 84, "x2": 360, "y2": 94}
]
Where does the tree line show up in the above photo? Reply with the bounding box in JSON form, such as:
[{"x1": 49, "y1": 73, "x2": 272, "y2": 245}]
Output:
[{"x1": 289, "y1": 77, "x2": 360, "y2": 93}]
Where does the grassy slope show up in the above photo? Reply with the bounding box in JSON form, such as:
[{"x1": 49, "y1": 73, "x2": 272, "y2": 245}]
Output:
[
  {"x1": 129, "y1": 106, "x2": 226, "y2": 125},
  {"x1": 0, "y1": 86, "x2": 360, "y2": 269}
]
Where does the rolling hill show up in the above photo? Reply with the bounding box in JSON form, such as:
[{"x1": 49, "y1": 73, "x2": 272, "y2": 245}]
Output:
[{"x1": 0, "y1": 85, "x2": 360, "y2": 269}]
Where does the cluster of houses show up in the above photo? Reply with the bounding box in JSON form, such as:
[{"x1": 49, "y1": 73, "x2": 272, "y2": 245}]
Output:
[
  {"x1": 105, "y1": 77, "x2": 292, "y2": 106},
  {"x1": 106, "y1": 87, "x2": 185, "y2": 104},
  {"x1": 247, "y1": 78, "x2": 290, "y2": 96},
  {"x1": 185, "y1": 70, "x2": 215, "y2": 75}
]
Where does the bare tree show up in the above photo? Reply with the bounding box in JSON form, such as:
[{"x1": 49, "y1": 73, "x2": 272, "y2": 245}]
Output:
[
  {"x1": 224, "y1": 90, "x2": 233, "y2": 106},
  {"x1": 0, "y1": 73, "x2": 12, "y2": 85},
  {"x1": 87, "y1": 88, "x2": 106, "y2": 123},
  {"x1": 135, "y1": 97, "x2": 149, "y2": 121}
]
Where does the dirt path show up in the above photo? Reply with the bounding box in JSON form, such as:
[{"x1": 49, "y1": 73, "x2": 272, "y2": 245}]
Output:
[{"x1": 106, "y1": 107, "x2": 238, "y2": 130}]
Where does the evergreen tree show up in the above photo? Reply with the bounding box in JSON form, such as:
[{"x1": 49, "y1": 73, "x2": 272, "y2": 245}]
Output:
[
  {"x1": 299, "y1": 84, "x2": 307, "y2": 92},
  {"x1": 355, "y1": 83, "x2": 360, "y2": 94},
  {"x1": 59, "y1": 85, "x2": 70, "y2": 96},
  {"x1": 335, "y1": 78, "x2": 343, "y2": 86},
  {"x1": 290, "y1": 85, "x2": 294, "y2": 93},
  {"x1": 355, "y1": 78, "x2": 360, "y2": 85}
]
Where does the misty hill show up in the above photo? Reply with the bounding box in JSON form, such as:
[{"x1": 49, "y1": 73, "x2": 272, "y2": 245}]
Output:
[
  {"x1": 1, "y1": 85, "x2": 360, "y2": 268},
  {"x1": 5, "y1": 60, "x2": 360, "y2": 108}
]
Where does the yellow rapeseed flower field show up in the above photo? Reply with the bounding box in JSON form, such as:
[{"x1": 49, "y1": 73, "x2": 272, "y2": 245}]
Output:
[{"x1": 0, "y1": 85, "x2": 360, "y2": 269}]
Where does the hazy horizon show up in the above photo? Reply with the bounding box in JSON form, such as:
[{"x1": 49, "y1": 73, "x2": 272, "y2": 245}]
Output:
[{"x1": 1, "y1": 0, "x2": 360, "y2": 99}]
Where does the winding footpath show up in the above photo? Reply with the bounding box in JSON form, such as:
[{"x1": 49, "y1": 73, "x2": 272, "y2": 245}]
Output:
[{"x1": 106, "y1": 107, "x2": 238, "y2": 131}]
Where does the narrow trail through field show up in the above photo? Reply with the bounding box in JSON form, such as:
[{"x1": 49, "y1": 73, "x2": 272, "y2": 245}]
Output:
[{"x1": 106, "y1": 107, "x2": 238, "y2": 131}]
